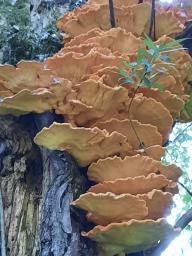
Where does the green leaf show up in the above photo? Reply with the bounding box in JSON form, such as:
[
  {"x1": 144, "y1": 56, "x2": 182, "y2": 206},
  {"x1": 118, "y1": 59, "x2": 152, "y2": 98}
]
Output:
[
  {"x1": 118, "y1": 67, "x2": 130, "y2": 78},
  {"x1": 159, "y1": 55, "x2": 171, "y2": 62},
  {"x1": 151, "y1": 83, "x2": 163, "y2": 90},
  {"x1": 137, "y1": 48, "x2": 152, "y2": 64},
  {"x1": 142, "y1": 77, "x2": 152, "y2": 87},
  {"x1": 144, "y1": 35, "x2": 157, "y2": 50},
  {"x1": 141, "y1": 59, "x2": 152, "y2": 73},
  {"x1": 123, "y1": 61, "x2": 138, "y2": 68},
  {"x1": 158, "y1": 41, "x2": 179, "y2": 51},
  {"x1": 160, "y1": 47, "x2": 187, "y2": 54},
  {"x1": 148, "y1": 48, "x2": 159, "y2": 58},
  {"x1": 137, "y1": 48, "x2": 145, "y2": 64},
  {"x1": 122, "y1": 78, "x2": 134, "y2": 84},
  {"x1": 158, "y1": 38, "x2": 190, "y2": 52}
]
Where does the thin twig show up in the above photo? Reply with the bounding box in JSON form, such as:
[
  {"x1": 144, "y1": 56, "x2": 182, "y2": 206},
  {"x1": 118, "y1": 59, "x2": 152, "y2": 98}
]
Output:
[
  {"x1": 127, "y1": 86, "x2": 145, "y2": 149},
  {"x1": 108, "y1": 0, "x2": 116, "y2": 28},
  {"x1": 126, "y1": 70, "x2": 151, "y2": 150},
  {"x1": 178, "y1": 181, "x2": 192, "y2": 197},
  {"x1": 150, "y1": 208, "x2": 192, "y2": 256},
  {"x1": 153, "y1": 0, "x2": 156, "y2": 41},
  {"x1": 149, "y1": 0, "x2": 156, "y2": 39},
  {"x1": 171, "y1": 123, "x2": 192, "y2": 144},
  {"x1": 175, "y1": 207, "x2": 192, "y2": 229}
]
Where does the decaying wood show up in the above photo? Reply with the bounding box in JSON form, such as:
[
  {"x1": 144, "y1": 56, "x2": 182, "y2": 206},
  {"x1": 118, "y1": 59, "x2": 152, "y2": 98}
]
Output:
[{"x1": 0, "y1": 114, "x2": 97, "y2": 256}]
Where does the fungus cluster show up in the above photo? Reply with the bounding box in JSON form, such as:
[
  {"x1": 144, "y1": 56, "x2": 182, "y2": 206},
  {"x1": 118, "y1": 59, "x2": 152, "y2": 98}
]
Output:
[{"x1": 0, "y1": 0, "x2": 192, "y2": 255}]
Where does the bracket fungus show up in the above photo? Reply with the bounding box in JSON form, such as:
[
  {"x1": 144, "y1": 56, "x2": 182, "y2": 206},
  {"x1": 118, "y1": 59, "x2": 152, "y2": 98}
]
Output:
[
  {"x1": 72, "y1": 192, "x2": 148, "y2": 225},
  {"x1": 0, "y1": 0, "x2": 191, "y2": 255},
  {"x1": 88, "y1": 154, "x2": 182, "y2": 183},
  {"x1": 57, "y1": 3, "x2": 151, "y2": 38},
  {"x1": 87, "y1": 0, "x2": 139, "y2": 7},
  {"x1": 137, "y1": 87, "x2": 185, "y2": 118},
  {"x1": 138, "y1": 189, "x2": 173, "y2": 220},
  {"x1": 34, "y1": 122, "x2": 131, "y2": 166},
  {"x1": 85, "y1": 190, "x2": 173, "y2": 224},
  {"x1": 92, "y1": 94, "x2": 173, "y2": 142},
  {"x1": 92, "y1": 118, "x2": 163, "y2": 149},
  {"x1": 0, "y1": 89, "x2": 54, "y2": 116},
  {"x1": 145, "y1": 10, "x2": 185, "y2": 38},
  {"x1": 44, "y1": 51, "x2": 126, "y2": 83},
  {"x1": 88, "y1": 173, "x2": 173, "y2": 195},
  {"x1": 82, "y1": 219, "x2": 180, "y2": 255},
  {"x1": 55, "y1": 79, "x2": 128, "y2": 126},
  {"x1": 63, "y1": 28, "x2": 145, "y2": 56},
  {"x1": 0, "y1": 61, "x2": 54, "y2": 93},
  {"x1": 135, "y1": 145, "x2": 165, "y2": 160}
]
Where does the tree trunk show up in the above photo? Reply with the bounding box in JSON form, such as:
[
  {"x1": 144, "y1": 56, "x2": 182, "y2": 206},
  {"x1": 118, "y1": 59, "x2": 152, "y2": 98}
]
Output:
[{"x1": 0, "y1": 114, "x2": 97, "y2": 256}]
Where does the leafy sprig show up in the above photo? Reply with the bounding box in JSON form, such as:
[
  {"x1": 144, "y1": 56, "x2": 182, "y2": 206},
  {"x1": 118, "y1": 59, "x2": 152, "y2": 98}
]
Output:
[{"x1": 118, "y1": 35, "x2": 187, "y2": 90}]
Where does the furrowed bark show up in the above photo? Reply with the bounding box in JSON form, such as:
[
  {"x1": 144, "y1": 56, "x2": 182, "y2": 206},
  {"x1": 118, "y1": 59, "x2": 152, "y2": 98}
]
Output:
[{"x1": 0, "y1": 114, "x2": 97, "y2": 256}]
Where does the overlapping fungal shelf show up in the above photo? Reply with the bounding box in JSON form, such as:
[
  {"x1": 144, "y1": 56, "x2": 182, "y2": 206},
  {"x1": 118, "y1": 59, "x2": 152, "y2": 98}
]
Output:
[{"x1": 0, "y1": 0, "x2": 192, "y2": 255}]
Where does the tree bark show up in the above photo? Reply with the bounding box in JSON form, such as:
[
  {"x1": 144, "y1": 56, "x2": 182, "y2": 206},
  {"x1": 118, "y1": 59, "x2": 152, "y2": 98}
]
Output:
[{"x1": 0, "y1": 114, "x2": 97, "y2": 256}]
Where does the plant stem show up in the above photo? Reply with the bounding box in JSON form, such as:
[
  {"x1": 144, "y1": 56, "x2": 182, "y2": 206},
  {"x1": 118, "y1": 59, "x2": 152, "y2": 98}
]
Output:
[
  {"x1": 149, "y1": 0, "x2": 156, "y2": 40},
  {"x1": 178, "y1": 181, "x2": 192, "y2": 197},
  {"x1": 108, "y1": 0, "x2": 116, "y2": 28}
]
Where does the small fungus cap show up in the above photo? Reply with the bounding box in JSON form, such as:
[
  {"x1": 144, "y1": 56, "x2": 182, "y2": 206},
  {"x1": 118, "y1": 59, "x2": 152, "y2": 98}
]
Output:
[
  {"x1": 57, "y1": 3, "x2": 150, "y2": 38},
  {"x1": 88, "y1": 154, "x2": 182, "y2": 182},
  {"x1": 0, "y1": 61, "x2": 54, "y2": 93},
  {"x1": 138, "y1": 189, "x2": 173, "y2": 220},
  {"x1": 0, "y1": 89, "x2": 55, "y2": 116},
  {"x1": 34, "y1": 122, "x2": 131, "y2": 166},
  {"x1": 92, "y1": 118, "x2": 163, "y2": 149},
  {"x1": 88, "y1": 173, "x2": 171, "y2": 195},
  {"x1": 82, "y1": 218, "x2": 180, "y2": 254},
  {"x1": 72, "y1": 192, "x2": 148, "y2": 225}
]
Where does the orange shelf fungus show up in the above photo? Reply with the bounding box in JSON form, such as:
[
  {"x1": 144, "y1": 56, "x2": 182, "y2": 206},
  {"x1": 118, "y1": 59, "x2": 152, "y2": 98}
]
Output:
[
  {"x1": 82, "y1": 219, "x2": 180, "y2": 255},
  {"x1": 57, "y1": 3, "x2": 151, "y2": 39},
  {"x1": 64, "y1": 28, "x2": 104, "y2": 47},
  {"x1": 92, "y1": 118, "x2": 163, "y2": 149},
  {"x1": 44, "y1": 51, "x2": 127, "y2": 83},
  {"x1": 88, "y1": 173, "x2": 173, "y2": 195},
  {"x1": 136, "y1": 145, "x2": 165, "y2": 160},
  {"x1": 88, "y1": 154, "x2": 182, "y2": 183},
  {"x1": 155, "y1": 36, "x2": 192, "y2": 85},
  {"x1": 93, "y1": 95, "x2": 173, "y2": 142},
  {"x1": 86, "y1": 66, "x2": 122, "y2": 88},
  {"x1": 138, "y1": 190, "x2": 173, "y2": 220},
  {"x1": 124, "y1": 95, "x2": 173, "y2": 142},
  {"x1": 55, "y1": 79, "x2": 128, "y2": 126},
  {"x1": 72, "y1": 192, "x2": 148, "y2": 225},
  {"x1": 145, "y1": 10, "x2": 185, "y2": 38},
  {"x1": 0, "y1": 61, "x2": 54, "y2": 93},
  {"x1": 63, "y1": 28, "x2": 145, "y2": 56},
  {"x1": 34, "y1": 122, "x2": 131, "y2": 166},
  {"x1": 58, "y1": 43, "x2": 111, "y2": 56},
  {"x1": 0, "y1": 0, "x2": 189, "y2": 254},
  {"x1": 152, "y1": 71, "x2": 185, "y2": 96},
  {"x1": 137, "y1": 87, "x2": 185, "y2": 118},
  {"x1": 0, "y1": 89, "x2": 55, "y2": 115},
  {"x1": 87, "y1": 0, "x2": 139, "y2": 7}
]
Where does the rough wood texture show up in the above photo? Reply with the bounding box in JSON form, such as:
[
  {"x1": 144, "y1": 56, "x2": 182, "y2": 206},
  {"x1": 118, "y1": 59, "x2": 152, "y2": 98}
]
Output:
[
  {"x1": 0, "y1": 114, "x2": 97, "y2": 256},
  {"x1": 0, "y1": 116, "x2": 40, "y2": 256}
]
